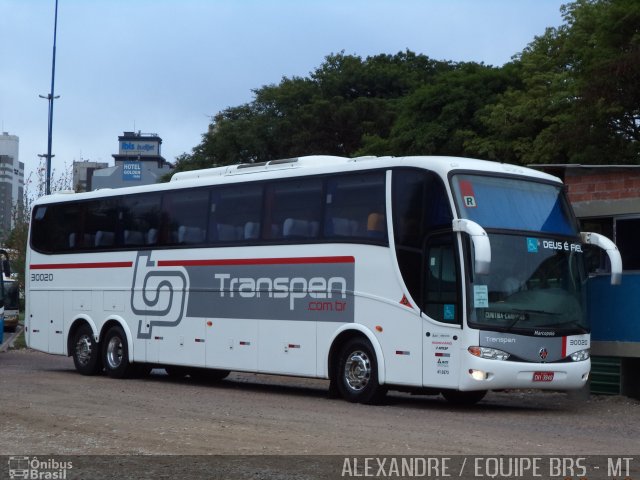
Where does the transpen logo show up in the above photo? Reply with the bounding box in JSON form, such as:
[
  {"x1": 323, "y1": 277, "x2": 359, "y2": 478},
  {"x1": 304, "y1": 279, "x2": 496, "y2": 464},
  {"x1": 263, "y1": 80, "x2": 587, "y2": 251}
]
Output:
[
  {"x1": 131, "y1": 252, "x2": 187, "y2": 339},
  {"x1": 213, "y1": 273, "x2": 347, "y2": 310},
  {"x1": 184, "y1": 258, "x2": 355, "y2": 323}
]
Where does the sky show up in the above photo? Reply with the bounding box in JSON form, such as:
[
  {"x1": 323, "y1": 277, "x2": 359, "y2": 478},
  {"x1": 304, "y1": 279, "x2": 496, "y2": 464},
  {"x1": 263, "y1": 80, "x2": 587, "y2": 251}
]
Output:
[{"x1": 0, "y1": 0, "x2": 567, "y2": 184}]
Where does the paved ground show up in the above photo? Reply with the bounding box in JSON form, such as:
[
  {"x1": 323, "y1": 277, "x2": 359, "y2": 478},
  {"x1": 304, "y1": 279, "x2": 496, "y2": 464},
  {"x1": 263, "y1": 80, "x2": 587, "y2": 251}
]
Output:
[{"x1": 0, "y1": 348, "x2": 638, "y2": 478}]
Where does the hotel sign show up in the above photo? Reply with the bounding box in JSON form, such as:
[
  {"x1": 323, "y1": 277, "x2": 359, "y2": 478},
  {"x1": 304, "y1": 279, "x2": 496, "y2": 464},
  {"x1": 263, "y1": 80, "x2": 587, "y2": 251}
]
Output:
[
  {"x1": 123, "y1": 161, "x2": 142, "y2": 181},
  {"x1": 119, "y1": 140, "x2": 159, "y2": 156}
]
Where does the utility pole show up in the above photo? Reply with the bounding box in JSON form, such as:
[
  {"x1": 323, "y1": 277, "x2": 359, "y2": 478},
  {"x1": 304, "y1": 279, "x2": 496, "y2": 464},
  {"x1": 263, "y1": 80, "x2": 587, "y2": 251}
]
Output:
[{"x1": 39, "y1": 0, "x2": 60, "y2": 196}]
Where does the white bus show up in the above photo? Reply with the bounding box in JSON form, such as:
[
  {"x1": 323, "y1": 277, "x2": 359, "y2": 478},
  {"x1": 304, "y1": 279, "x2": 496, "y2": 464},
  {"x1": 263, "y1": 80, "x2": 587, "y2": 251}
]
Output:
[{"x1": 25, "y1": 156, "x2": 622, "y2": 404}]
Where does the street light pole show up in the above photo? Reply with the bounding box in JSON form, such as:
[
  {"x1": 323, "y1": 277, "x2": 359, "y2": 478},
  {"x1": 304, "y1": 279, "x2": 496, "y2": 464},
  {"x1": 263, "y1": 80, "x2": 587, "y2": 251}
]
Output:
[{"x1": 40, "y1": 0, "x2": 60, "y2": 196}]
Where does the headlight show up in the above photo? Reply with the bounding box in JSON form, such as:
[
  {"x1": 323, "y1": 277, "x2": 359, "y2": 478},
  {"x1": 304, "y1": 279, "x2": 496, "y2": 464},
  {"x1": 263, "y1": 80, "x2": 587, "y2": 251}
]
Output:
[
  {"x1": 570, "y1": 349, "x2": 590, "y2": 362},
  {"x1": 468, "y1": 346, "x2": 510, "y2": 361}
]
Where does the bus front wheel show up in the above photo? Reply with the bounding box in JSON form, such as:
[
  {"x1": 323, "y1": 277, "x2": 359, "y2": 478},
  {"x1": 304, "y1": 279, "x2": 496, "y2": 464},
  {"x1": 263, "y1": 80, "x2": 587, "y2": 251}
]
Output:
[
  {"x1": 336, "y1": 338, "x2": 387, "y2": 404},
  {"x1": 102, "y1": 325, "x2": 133, "y2": 379},
  {"x1": 71, "y1": 323, "x2": 102, "y2": 375}
]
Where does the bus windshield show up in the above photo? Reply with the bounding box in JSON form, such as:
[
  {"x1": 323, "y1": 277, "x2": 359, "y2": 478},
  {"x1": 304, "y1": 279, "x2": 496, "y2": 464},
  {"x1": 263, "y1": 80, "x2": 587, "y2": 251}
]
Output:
[
  {"x1": 450, "y1": 174, "x2": 587, "y2": 334},
  {"x1": 469, "y1": 233, "x2": 588, "y2": 334},
  {"x1": 451, "y1": 174, "x2": 579, "y2": 236}
]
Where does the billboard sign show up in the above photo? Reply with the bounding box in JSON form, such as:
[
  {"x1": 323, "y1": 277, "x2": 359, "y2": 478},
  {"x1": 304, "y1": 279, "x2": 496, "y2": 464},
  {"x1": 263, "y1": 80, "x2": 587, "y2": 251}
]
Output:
[{"x1": 119, "y1": 140, "x2": 159, "y2": 156}]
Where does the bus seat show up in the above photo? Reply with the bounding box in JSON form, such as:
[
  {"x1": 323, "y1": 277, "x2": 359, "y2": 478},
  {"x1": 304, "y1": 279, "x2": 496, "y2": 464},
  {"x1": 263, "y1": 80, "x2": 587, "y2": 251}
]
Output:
[
  {"x1": 309, "y1": 221, "x2": 319, "y2": 237},
  {"x1": 331, "y1": 217, "x2": 358, "y2": 236},
  {"x1": 95, "y1": 230, "x2": 115, "y2": 247},
  {"x1": 367, "y1": 213, "x2": 386, "y2": 239},
  {"x1": 283, "y1": 218, "x2": 310, "y2": 238},
  {"x1": 217, "y1": 223, "x2": 240, "y2": 241},
  {"x1": 244, "y1": 222, "x2": 260, "y2": 240},
  {"x1": 124, "y1": 230, "x2": 144, "y2": 245},
  {"x1": 178, "y1": 225, "x2": 205, "y2": 244},
  {"x1": 146, "y1": 228, "x2": 158, "y2": 245},
  {"x1": 69, "y1": 233, "x2": 95, "y2": 248}
]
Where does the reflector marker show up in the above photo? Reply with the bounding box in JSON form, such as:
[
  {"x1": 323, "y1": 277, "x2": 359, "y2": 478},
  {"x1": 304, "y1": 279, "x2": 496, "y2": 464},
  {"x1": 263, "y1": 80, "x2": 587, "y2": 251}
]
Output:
[
  {"x1": 400, "y1": 295, "x2": 412, "y2": 308},
  {"x1": 395, "y1": 350, "x2": 410, "y2": 356}
]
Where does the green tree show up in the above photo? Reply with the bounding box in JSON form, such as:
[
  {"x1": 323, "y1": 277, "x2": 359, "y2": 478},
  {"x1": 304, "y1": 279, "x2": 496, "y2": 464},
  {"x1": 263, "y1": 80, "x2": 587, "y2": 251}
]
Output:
[
  {"x1": 467, "y1": 0, "x2": 640, "y2": 165},
  {"x1": 359, "y1": 62, "x2": 518, "y2": 156},
  {"x1": 173, "y1": 0, "x2": 638, "y2": 173},
  {"x1": 172, "y1": 51, "x2": 453, "y2": 172}
]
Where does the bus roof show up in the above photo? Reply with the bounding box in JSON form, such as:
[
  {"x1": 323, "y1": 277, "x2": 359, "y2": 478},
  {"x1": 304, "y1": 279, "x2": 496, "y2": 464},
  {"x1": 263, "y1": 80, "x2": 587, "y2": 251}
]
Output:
[{"x1": 33, "y1": 155, "x2": 561, "y2": 206}]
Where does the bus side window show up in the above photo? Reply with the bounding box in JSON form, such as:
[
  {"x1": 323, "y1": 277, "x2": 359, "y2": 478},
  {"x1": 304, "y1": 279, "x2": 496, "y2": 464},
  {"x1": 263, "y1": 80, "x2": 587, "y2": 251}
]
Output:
[
  {"x1": 265, "y1": 179, "x2": 322, "y2": 240},
  {"x1": 324, "y1": 172, "x2": 386, "y2": 243},
  {"x1": 211, "y1": 184, "x2": 263, "y2": 243},
  {"x1": 162, "y1": 189, "x2": 209, "y2": 246},
  {"x1": 83, "y1": 199, "x2": 119, "y2": 250},
  {"x1": 121, "y1": 194, "x2": 161, "y2": 247},
  {"x1": 392, "y1": 169, "x2": 453, "y2": 308}
]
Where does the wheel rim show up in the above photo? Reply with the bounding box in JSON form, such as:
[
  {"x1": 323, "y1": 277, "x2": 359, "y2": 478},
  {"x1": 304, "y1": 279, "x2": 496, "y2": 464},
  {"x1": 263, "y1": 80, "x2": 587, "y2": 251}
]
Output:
[
  {"x1": 106, "y1": 336, "x2": 123, "y2": 370},
  {"x1": 344, "y1": 350, "x2": 371, "y2": 392},
  {"x1": 75, "y1": 334, "x2": 93, "y2": 366}
]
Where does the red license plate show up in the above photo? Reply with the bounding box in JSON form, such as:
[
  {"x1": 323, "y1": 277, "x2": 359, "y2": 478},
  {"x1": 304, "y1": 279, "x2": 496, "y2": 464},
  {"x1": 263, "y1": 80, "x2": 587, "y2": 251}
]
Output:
[{"x1": 533, "y1": 371, "x2": 554, "y2": 382}]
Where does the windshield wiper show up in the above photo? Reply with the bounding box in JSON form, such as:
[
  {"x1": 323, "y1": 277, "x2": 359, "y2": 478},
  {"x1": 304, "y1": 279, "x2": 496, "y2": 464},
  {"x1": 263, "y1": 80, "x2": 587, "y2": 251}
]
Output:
[
  {"x1": 511, "y1": 308, "x2": 560, "y2": 316},
  {"x1": 505, "y1": 308, "x2": 560, "y2": 330},
  {"x1": 555, "y1": 319, "x2": 588, "y2": 331}
]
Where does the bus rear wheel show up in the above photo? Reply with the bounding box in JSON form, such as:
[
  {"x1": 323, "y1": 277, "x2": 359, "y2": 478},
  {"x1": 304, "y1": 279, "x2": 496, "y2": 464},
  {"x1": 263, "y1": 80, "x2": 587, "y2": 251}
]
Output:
[
  {"x1": 71, "y1": 323, "x2": 102, "y2": 375},
  {"x1": 102, "y1": 325, "x2": 133, "y2": 379},
  {"x1": 336, "y1": 338, "x2": 387, "y2": 404}
]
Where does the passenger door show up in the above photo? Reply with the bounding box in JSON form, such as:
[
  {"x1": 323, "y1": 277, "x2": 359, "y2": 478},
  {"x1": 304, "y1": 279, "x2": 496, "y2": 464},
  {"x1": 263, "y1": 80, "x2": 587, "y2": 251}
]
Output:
[{"x1": 422, "y1": 232, "x2": 462, "y2": 388}]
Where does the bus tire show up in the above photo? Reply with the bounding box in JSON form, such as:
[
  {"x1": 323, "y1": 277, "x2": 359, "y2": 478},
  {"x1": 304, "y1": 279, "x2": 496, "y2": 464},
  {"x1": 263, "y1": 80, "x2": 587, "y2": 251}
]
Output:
[
  {"x1": 71, "y1": 323, "x2": 102, "y2": 375},
  {"x1": 336, "y1": 338, "x2": 387, "y2": 404},
  {"x1": 102, "y1": 325, "x2": 133, "y2": 379},
  {"x1": 441, "y1": 389, "x2": 487, "y2": 406}
]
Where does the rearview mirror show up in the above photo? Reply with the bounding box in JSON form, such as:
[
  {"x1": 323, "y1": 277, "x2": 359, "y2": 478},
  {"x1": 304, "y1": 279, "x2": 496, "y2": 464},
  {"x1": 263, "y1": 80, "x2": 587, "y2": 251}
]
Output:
[
  {"x1": 452, "y1": 219, "x2": 491, "y2": 275},
  {"x1": 581, "y1": 232, "x2": 622, "y2": 285}
]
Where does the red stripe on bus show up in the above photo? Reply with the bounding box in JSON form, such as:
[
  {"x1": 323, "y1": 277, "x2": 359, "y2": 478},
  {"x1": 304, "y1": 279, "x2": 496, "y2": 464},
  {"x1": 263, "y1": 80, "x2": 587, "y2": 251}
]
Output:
[
  {"x1": 30, "y1": 261, "x2": 133, "y2": 270},
  {"x1": 157, "y1": 256, "x2": 355, "y2": 267},
  {"x1": 562, "y1": 336, "x2": 567, "y2": 358}
]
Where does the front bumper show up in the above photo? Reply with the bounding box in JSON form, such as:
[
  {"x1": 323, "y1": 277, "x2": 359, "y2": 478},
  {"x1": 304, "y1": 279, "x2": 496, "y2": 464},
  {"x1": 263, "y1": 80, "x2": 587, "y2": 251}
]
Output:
[{"x1": 458, "y1": 354, "x2": 590, "y2": 391}]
